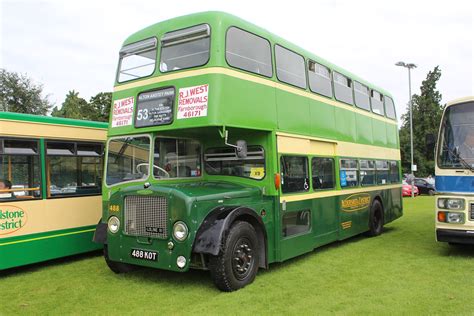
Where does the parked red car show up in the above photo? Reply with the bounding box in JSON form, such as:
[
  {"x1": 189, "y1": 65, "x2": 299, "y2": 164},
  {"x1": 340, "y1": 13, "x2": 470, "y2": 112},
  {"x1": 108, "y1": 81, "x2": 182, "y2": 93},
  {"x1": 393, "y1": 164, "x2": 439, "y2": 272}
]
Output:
[{"x1": 402, "y1": 180, "x2": 419, "y2": 197}]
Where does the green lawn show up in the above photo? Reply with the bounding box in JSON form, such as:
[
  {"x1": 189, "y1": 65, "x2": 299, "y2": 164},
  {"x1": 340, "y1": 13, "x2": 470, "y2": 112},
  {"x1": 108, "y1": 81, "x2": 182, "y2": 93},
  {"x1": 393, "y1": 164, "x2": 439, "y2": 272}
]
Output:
[{"x1": 1, "y1": 196, "x2": 473, "y2": 315}]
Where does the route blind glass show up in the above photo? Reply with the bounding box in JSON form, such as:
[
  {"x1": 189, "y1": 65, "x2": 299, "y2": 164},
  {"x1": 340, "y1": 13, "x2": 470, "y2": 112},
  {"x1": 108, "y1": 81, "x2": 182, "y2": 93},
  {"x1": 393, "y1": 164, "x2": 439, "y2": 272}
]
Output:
[
  {"x1": 135, "y1": 88, "x2": 175, "y2": 127},
  {"x1": 226, "y1": 27, "x2": 272, "y2": 77}
]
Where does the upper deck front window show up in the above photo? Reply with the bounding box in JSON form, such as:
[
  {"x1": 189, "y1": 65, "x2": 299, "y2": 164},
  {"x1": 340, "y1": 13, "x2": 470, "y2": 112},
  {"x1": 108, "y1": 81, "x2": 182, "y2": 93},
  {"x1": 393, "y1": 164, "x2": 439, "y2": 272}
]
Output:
[
  {"x1": 438, "y1": 102, "x2": 474, "y2": 169},
  {"x1": 160, "y1": 24, "x2": 210, "y2": 73},
  {"x1": 118, "y1": 38, "x2": 157, "y2": 83}
]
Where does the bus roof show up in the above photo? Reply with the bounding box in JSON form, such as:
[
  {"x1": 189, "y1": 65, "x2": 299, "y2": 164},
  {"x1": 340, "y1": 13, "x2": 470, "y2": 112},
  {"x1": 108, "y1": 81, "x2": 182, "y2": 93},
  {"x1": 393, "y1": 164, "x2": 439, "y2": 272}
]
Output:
[
  {"x1": 122, "y1": 11, "x2": 393, "y2": 98},
  {"x1": 446, "y1": 96, "x2": 474, "y2": 108},
  {"x1": 0, "y1": 111, "x2": 108, "y2": 129}
]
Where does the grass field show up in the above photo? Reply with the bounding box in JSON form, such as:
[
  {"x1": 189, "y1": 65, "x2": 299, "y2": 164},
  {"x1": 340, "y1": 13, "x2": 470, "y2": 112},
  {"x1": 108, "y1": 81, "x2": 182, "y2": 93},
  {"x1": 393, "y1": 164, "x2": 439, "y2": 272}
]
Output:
[{"x1": 1, "y1": 196, "x2": 473, "y2": 315}]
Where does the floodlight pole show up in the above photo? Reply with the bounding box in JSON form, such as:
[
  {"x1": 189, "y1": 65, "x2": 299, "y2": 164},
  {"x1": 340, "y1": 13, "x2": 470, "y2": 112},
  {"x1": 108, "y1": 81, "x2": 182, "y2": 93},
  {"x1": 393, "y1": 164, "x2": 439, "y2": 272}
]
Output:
[{"x1": 396, "y1": 61, "x2": 417, "y2": 197}]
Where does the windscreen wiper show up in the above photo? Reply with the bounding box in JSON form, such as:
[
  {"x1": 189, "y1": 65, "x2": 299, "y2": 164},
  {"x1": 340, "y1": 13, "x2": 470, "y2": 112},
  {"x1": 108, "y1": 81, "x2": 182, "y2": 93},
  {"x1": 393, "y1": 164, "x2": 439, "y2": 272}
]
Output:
[{"x1": 444, "y1": 145, "x2": 474, "y2": 172}]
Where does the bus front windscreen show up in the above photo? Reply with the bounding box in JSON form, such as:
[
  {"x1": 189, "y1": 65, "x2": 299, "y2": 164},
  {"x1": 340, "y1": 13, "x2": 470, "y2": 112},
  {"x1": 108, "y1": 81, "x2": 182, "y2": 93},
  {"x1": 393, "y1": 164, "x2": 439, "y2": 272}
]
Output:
[
  {"x1": 106, "y1": 136, "x2": 151, "y2": 185},
  {"x1": 438, "y1": 102, "x2": 474, "y2": 168}
]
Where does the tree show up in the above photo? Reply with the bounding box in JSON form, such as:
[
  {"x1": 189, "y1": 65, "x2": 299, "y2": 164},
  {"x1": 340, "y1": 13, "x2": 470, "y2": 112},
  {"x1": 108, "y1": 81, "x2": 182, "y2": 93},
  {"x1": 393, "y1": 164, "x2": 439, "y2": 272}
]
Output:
[
  {"x1": 0, "y1": 68, "x2": 52, "y2": 115},
  {"x1": 51, "y1": 90, "x2": 88, "y2": 119},
  {"x1": 399, "y1": 66, "x2": 444, "y2": 177},
  {"x1": 88, "y1": 92, "x2": 112, "y2": 122},
  {"x1": 52, "y1": 91, "x2": 111, "y2": 122}
]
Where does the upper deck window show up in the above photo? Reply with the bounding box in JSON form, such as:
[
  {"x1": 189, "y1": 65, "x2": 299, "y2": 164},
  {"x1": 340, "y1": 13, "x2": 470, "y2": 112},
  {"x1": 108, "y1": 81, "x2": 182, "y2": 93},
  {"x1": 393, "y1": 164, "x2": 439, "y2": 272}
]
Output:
[
  {"x1": 354, "y1": 81, "x2": 370, "y2": 110},
  {"x1": 371, "y1": 90, "x2": 385, "y2": 116},
  {"x1": 333, "y1": 72, "x2": 354, "y2": 105},
  {"x1": 118, "y1": 37, "x2": 157, "y2": 83},
  {"x1": 160, "y1": 24, "x2": 210, "y2": 73},
  {"x1": 308, "y1": 61, "x2": 333, "y2": 98},
  {"x1": 226, "y1": 27, "x2": 272, "y2": 77},
  {"x1": 384, "y1": 96, "x2": 396, "y2": 119},
  {"x1": 275, "y1": 45, "x2": 306, "y2": 89}
]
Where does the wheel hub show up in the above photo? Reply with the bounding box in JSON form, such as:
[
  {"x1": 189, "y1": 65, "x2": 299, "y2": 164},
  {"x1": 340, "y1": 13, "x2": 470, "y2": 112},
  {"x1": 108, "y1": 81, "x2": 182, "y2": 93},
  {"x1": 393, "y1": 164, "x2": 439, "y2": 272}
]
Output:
[{"x1": 232, "y1": 238, "x2": 254, "y2": 280}]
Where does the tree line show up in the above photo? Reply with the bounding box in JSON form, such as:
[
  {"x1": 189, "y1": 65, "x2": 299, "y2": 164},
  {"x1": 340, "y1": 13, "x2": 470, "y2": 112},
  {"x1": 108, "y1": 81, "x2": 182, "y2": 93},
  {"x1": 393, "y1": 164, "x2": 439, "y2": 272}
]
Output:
[
  {"x1": 0, "y1": 69, "x2": 111, "y2": 122},
  {"x1": 1, "y1": 67, "x2": 445, "y2": 176}
]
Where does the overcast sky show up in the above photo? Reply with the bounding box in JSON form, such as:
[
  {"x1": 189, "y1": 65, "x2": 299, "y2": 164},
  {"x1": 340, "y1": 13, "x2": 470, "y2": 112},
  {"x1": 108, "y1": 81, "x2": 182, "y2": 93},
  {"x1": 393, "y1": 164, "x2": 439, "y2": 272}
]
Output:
[{"x1": 1, "y1": 0, "x2": 473, "y2": 122}]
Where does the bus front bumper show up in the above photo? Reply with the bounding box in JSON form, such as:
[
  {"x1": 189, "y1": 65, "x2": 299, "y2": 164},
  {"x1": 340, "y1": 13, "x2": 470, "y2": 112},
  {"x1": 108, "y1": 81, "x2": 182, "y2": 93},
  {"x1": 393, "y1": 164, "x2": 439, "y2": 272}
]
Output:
[{"x1": 436, "y1": 229, "x2": 474, "y2": 245}]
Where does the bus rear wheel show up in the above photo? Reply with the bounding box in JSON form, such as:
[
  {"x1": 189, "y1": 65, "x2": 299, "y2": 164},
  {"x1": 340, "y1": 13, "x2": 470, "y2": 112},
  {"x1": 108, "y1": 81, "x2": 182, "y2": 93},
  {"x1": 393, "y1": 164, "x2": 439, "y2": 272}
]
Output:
[
  {"x1": 103, "y1": 244, "x2": 137, "y2": 274},
  {"x1": 366, "y1": 200, "x2": 384, "y2": 237},
  {"x1": 209, "y1": 221, "x2": 259, "y2": 292}
]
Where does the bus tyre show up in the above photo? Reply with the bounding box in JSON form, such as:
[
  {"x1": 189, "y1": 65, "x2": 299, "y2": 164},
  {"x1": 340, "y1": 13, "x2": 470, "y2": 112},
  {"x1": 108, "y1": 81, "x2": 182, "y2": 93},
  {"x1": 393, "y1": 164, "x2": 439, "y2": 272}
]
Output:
[
  {"x1": 209, "y1": 221, "x2": 259, "y2": 292},
  {"x1": 366, "y1": 200, "x2": 384, "y2": 237},
  {"x1": 103, "y1": 244, "x2": 136, "y2": 274},
  {"x1": 429, "y1": 189, "x2": 435, "y2": 196}
]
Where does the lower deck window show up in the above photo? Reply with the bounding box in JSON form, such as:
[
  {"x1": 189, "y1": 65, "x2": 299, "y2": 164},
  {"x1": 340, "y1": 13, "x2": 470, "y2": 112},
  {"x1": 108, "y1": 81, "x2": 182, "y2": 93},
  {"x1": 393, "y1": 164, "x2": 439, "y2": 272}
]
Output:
[
  {"x1": 0, "y1": 138, "x2": 41, "y2": 200},
  {"x1": 340, "y1": 159, "x2": 358, "y2": 187},
  {"x1": 282, "y1": 210, "x2": 311, "y2": 237},
  {"x1": 205, "y1": 146, "x2": 265, "y2": 180},
  {"x1": 280, "y1": 156, "x2": 309, "y2": 193},
  {"x1": 47, "y1": 141, "x2": 103, "y2": 197}
]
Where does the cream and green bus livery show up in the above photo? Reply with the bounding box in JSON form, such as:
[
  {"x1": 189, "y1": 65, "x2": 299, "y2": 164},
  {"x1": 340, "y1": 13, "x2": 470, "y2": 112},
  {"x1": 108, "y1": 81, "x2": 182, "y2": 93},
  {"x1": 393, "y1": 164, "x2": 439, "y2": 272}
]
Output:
[
  {"x1": 0, "y1": 112, "x2": 107, "y2": 270},
  {"x1": 95, "y1": 12, "x2": 403, "y2": 291}
]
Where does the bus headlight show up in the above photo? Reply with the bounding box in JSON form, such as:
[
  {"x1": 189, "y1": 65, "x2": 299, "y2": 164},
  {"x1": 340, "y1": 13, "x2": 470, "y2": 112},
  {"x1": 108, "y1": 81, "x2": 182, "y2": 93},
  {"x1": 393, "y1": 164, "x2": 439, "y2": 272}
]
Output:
[
  {"x1": 173, "y1": 221, "x2": 188, "y2": 241},
  {"x1": 108, "y1": 216, "x2": 120, "y2": 234},
  {"x1": 437, "y1": 198, "x2": 465, "y2": 210},
  {"x1": 447, "y1": 212, "x2": 465, "y2": 224}
]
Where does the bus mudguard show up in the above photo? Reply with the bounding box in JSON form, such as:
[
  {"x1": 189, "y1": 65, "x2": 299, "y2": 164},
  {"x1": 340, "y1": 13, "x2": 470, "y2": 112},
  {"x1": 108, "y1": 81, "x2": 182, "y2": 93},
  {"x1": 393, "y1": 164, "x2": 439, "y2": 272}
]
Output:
[
  {"x1": 192, "y1": 206, "x2": 268, "y2": 268},
  {"x1": 93, "y1": 221, "x2": 108, "y2": 244}
]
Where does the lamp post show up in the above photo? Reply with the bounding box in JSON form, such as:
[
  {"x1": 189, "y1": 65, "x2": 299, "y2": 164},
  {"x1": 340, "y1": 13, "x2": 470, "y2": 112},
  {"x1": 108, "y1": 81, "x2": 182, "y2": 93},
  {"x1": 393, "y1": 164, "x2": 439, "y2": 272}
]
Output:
[{"x1": 396, "y1": 61, "x2": 417, "y2": 197}]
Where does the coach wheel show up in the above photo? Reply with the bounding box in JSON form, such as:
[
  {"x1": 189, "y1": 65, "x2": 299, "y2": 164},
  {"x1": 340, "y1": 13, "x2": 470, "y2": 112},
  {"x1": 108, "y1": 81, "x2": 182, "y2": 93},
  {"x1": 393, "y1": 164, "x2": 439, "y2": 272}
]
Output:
[
  {"x1": 209, "y1": 221, "x2": 259, "y2": 292},
  {"x1": 366, "y1": 200, "x2": 384, "y2": 237},
  {"x1": 103, "y1": 244, "x2": 137, "y2": 274},
  {"x1": 429, "y1": 189, "x2": 435, "y2": 196}
]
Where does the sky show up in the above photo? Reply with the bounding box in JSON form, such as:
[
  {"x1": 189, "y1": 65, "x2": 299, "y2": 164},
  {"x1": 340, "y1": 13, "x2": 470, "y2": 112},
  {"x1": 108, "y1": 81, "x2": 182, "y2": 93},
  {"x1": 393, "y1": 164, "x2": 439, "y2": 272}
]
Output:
[{"x1": 1, "y1": 0, "x2": 473, "y2": 122}]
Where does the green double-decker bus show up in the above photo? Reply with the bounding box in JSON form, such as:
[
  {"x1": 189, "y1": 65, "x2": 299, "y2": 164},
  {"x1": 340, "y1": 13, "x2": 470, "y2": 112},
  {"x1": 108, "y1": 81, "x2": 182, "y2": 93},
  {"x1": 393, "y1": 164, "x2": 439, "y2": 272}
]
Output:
[{"x1": 94, "y1": 11, "x2": 402, "y2": 291}]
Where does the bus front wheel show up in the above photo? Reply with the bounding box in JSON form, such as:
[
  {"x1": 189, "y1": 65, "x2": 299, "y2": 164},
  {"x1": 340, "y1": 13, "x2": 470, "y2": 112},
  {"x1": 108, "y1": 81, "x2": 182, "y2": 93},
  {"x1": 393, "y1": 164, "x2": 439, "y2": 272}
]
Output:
[
  {"x1": 366, "y1": 200, "x2": 384, "y2": 237},
  {"x1": 103, "y1": 244, "x2": 137, "y2": 274},
  {"x1": 209, "y1": 221, "x2": 259, "y2": 292}
]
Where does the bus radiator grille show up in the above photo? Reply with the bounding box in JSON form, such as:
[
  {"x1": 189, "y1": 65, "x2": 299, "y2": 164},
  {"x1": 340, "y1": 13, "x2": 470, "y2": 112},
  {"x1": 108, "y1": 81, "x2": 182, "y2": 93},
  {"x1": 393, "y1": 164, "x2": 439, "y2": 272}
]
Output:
[
  {"x1": 124, "y1": 196, "x2": 168, "y2": 238},
  {"x1": 470, "y1": 203, "x2": 474, "y2": 221}
]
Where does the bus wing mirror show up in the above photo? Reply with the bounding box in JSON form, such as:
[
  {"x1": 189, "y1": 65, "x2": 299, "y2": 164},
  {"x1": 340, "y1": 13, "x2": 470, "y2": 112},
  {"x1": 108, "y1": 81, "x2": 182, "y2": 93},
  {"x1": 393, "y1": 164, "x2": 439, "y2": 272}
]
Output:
[{"x1": 236, "y1": 140, "x2": 247, "y2": 159}]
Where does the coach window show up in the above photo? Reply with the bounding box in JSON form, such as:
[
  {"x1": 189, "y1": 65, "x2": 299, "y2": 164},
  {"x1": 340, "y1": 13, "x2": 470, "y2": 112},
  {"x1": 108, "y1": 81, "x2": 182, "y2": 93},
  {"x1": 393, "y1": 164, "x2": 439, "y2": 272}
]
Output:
[
  {"x1": 389, "y1": 161, "x2": 400, "y2": 183},
  {"x1": 226, "y1": 27, "x2": 272, "y2": 77},
  {"x1": 280, "y1": 156, "x2": 309, "y2": 193},
  {"x1": 354, "y1": 81, "x2": 370, "y2": 110},
  {"x1": 376, "y1": 160, "x2": 389, "y2": 185},
  {"x1": 371, "y1": 90, "x2": 385, "y2": 116},
  {"x1": 47, "y1": 141, "x2": 103, "y2": 197},
  {"x1": 160, "y1": 24, "x2": 210, "y2": 73},
  {"x1": 333, "y1": 72, "x2": 354, "y2": 105},
  {"x1": 308, "y1": 61, "x2": 333, "y2": 98},
  {"x1": 360, "y1": 160, "x2": 375, "y2": 186},
  {"x1": 340, "y1": 159, "x2": 358, "y2": 187},
  {"x1": 0, "y1": 138, "x2": 41, "y2": 200},
  {"x1": 275, "y1": 45, "x2": 306, "y2": 89},
  {"x1": 385, "y1": 96, "x2": 396, "y2": 119},
  {"x1": 311, "y1": 157, "x2": 335, "y2": 190}
]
